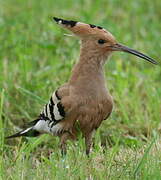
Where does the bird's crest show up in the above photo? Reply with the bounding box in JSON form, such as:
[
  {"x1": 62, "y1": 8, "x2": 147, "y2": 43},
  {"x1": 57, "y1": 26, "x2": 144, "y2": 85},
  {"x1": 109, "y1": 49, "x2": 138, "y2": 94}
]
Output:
[{"x1": 53, "y1": 17, "x2": 114, "y2": 39}]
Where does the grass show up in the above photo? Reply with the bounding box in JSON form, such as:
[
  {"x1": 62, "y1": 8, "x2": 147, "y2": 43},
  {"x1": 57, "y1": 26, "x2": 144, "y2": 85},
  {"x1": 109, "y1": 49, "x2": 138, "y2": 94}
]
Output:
[{"x1": 0, "y1": 0, "x2": 161, "y2": 179}]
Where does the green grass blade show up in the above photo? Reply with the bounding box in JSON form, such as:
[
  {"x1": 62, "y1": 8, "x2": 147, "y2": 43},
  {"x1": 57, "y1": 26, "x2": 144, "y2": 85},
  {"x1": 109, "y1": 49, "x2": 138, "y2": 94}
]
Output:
[
  {"x1": 133, "y1": 133, "x2": 157, "y2": 178},
  {"x1": 0, "y1": 89, "x2": 5, "y2": 179},
  {"x1": 18, "y1": 86, "x2": 46, "y2": 103}
]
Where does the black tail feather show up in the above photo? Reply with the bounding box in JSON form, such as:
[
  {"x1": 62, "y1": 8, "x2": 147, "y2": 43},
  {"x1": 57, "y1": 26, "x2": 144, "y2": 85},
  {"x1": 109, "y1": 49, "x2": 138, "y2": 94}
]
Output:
[
  {"x1": 27, "y1": 119, "x2": 40, "y2": 126},
  {"x1": 6, "y1": 127, "x2": 40, "y2": 139}
]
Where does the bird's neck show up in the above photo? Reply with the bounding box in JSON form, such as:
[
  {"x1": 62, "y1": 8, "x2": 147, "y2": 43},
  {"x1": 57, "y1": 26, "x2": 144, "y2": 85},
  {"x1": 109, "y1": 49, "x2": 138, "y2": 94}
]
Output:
[{"x1": 69, "y1": 46, "x2": 108, "y2": 85}]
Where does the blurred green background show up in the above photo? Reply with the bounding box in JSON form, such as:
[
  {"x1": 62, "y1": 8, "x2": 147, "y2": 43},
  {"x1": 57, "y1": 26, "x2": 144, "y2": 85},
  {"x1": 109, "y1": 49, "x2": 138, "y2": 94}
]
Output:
[{"x1": 0, "y1": 0, "x2": 161, "y2": 179}]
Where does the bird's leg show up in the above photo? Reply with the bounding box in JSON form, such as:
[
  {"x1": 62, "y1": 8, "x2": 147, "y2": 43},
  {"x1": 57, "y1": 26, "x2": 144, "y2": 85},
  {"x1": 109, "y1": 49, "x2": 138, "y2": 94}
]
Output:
[
  {"x1": 59, "y1": 130, "x2": 76, "y2": 156},
  {"x1": 85, "y1": 131, "x2": 94, "y2": 156},
  {"x1": 59, "y1": 132, "x2": 70, "y2": 156}
]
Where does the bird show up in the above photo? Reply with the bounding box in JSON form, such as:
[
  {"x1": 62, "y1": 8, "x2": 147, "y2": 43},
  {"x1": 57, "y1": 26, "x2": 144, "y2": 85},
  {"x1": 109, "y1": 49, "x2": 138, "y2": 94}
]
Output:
[{"x1": 6, "y1": 17, "x2": 157, "y2": 155}]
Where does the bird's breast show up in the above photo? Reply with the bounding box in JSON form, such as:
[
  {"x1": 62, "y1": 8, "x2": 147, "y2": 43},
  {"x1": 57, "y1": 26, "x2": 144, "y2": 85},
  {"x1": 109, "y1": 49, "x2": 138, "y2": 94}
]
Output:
[{"x1": 77, "y1": 93, "x2": 113, "y2": 131}]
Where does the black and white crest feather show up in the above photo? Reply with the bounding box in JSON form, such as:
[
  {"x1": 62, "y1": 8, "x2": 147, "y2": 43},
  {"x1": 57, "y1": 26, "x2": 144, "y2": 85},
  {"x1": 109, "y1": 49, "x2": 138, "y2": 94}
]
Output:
[
  {"x1": 53, "y1": 17, "x2": 77, "y2": 27},
  {"x1": 53, "y1": 17, "x2": 103, "y2": 30}
]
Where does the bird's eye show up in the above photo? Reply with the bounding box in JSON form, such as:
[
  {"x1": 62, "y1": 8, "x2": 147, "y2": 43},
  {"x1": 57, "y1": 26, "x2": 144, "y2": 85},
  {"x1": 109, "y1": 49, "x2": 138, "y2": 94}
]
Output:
[{"x1": 98, "y1": 39, "x2": 106, "y2": 44}]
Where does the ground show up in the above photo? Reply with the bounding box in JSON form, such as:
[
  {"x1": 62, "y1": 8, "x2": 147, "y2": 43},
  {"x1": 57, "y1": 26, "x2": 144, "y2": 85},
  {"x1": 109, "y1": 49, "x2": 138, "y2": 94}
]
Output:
[{"x1": 0, "y1": 0, "x2": 161, "y2": 179}]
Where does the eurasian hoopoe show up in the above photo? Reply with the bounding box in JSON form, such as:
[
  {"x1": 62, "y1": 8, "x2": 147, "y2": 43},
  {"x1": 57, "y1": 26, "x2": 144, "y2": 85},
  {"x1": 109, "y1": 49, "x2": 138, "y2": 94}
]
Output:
[{"x1": 7, "y1": 17, "x2": 157, "y2": 155}]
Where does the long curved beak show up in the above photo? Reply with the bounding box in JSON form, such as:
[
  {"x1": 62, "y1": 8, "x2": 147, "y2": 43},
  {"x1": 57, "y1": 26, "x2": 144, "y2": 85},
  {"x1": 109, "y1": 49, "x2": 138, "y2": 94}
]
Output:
[{"x1": 111, "y1": 43, "x2": 158, "y2": 65}]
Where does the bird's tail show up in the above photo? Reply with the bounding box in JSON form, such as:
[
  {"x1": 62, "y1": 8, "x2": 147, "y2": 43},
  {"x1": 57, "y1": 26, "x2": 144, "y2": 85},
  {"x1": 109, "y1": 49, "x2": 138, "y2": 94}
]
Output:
[{"x1": 6, "y1": 127, "x2": 40, "y2": 139}]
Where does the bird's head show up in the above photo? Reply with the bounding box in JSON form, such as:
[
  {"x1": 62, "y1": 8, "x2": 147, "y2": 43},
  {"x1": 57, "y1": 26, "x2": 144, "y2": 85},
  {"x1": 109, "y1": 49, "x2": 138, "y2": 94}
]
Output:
[{"x1": 53, "y1": 17, "x2": 157, "y2": 65}]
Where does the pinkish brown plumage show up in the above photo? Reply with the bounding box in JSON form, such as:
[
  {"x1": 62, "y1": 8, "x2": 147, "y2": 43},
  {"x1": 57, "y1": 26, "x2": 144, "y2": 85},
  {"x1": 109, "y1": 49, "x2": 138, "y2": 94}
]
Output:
[{"x1": 7, "y1": 17, "x2": 157, "y2": 155}]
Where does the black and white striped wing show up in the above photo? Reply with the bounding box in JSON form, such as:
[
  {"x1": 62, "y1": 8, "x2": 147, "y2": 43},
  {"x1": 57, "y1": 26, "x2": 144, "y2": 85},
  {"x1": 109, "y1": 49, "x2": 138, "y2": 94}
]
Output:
[
  {"x1": 6, "y1": 89, "x2": 67, "y2": 138},
  {"x1": 33, "y1": 90, "x2": 66, "y2": 135},
  {"x1": 42, "y1": 90, "x2": 65, "y2": 121}
]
